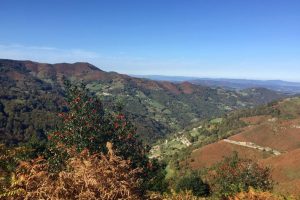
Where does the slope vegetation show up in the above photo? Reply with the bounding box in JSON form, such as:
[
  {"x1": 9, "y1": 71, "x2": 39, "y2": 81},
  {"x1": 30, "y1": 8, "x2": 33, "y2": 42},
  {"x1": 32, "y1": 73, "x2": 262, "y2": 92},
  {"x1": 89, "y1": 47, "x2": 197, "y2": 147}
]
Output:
[
  {"x1": 186, "y1": 97, "x2": 300, "y2": 195},
  {"x1": 0, "y1": 59, "x2": 287, "y2": 144}
]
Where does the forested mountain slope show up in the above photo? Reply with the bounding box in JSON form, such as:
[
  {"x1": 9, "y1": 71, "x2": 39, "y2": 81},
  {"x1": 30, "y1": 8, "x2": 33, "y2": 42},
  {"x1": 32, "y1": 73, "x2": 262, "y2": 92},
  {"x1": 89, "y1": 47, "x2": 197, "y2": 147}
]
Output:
[{"x1": 0, "y1": 59, "x2": 287, "y2": 144}]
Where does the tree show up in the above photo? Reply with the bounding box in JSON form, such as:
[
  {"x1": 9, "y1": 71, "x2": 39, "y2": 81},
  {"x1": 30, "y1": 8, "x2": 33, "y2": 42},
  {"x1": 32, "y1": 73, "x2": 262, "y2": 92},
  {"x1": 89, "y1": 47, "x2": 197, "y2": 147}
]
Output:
[
  {"x1": 45, "y1": 80, "x2": 166, "y2": 192},
  {"x1": 45, "y1": 81, "x2": 146, "y2": 167}
]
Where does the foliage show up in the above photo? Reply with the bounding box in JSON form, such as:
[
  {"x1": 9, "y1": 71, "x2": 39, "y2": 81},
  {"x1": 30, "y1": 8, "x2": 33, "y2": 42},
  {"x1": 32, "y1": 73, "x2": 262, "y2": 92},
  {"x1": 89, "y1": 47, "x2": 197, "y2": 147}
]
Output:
[
  {"x1": 45, "y1": 80, "x2": 166, "y2": 192},
  {"x1": 46, "y1": 81, "x2": 148, "y2": 169},
  {"x1": 208, "y1": 152, "x2": 274, "y2": 198},
  {"x1": 175, "y1": 171, "x2": 210, "y2": 197},
  {"x1": 143, "y1": 159, "x2": 169, "y2": 193},
  {"x1": 232, "y1": 103, "x2": 281, "y2": 119},
  {"x1": 228, "y1": 187, "x2": 292, "y2": 200},
  {"x1": 16, "y1": 133, "x2": 49, "y2": 161},
  {"x1": 0, "y1": 61, "x2": 63, "y2": 145},
  {"x1": 1, "y1": 142, "x2": 143, "y2": 200},
  {"x1": 0, "y1": 144, "x2": 30, "y2": 196}
]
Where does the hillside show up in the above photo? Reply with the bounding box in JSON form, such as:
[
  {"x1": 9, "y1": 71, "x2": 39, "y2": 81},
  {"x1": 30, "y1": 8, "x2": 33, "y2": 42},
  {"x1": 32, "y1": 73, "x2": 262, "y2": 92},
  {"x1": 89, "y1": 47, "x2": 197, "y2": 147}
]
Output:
[
  {"x1": 169, "y1": 97, "x2": 300, "y2": 196},
  {"x1": 0, "y1": 61, "x2": 64, "y2": 145},
  {"x1": 0, "y1": 59, "x2": 287, "y2": 144}
]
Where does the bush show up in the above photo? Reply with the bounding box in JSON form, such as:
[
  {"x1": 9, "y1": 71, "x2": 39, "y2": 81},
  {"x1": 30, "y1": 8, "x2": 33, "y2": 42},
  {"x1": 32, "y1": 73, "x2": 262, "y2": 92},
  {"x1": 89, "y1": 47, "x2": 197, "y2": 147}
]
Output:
[
  {"x1": 175, "y1": 171, "x2": 210, "y2": 197},
  {"x1": 208, "y1": 152, "x2": 274, "y2": 198}
]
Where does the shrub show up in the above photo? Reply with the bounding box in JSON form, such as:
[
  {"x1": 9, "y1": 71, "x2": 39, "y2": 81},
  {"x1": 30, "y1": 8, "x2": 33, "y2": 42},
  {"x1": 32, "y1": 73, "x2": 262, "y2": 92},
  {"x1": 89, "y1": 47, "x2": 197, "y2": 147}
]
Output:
[
  {"x1": 175, "y1": 171, "x2": 210, "y2": 197},
  {"x1": 208, "y1": 152, "x2": 274, "y2": 198}
]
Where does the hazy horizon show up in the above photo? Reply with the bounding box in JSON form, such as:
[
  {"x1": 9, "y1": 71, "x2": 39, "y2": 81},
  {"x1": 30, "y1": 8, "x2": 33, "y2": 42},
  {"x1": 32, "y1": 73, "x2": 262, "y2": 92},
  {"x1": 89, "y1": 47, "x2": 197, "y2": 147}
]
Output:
[
  {"x1": 2, "y1": 57, "x2": 300, "y2": 83},
  {"x1": 131, "y1": 74, "x2": 300, "y2": 83},
  {"x1": 1, "y1": 0, "x2": 299, "y2": 81}
]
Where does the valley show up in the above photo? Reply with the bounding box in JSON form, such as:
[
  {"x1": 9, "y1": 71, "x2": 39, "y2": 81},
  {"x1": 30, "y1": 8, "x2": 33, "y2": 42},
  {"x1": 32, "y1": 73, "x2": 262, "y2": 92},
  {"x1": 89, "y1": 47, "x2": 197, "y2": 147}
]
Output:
[
  {"x1": 1, "y1": 1, "x2": 299, "y2": 198},
  {"x1": 1, "y1": 59, "x2": 299, "y2": 198},
  {"x1": 0, "y1": 59, "x2": 287, "y2": 144},
  {"x1": 154, "y1": 97, "x2": 300, "y2": 196}
]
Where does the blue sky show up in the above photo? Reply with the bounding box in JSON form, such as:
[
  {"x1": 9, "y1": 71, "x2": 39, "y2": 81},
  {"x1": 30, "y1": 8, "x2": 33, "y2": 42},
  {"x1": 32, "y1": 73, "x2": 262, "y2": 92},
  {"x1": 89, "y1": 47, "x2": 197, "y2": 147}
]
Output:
[{"x1": 0, "y1": 0, "x2": 299, "y2": 81}]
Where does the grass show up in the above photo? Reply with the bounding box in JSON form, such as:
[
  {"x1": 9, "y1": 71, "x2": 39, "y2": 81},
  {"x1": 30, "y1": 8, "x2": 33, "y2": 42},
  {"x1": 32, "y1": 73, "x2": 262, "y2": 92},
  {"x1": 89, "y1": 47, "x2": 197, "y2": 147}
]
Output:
[
  {"x1": 165, "y1": 164, "x2": 176, "y2": 179},
  {"x1": 210, "y1": 118, "x2": 223, "y2": 124}
]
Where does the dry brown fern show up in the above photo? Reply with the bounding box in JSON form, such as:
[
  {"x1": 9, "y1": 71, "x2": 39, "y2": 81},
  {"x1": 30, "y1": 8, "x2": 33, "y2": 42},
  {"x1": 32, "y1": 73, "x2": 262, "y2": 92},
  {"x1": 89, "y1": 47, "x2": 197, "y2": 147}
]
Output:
[
  {"x1": 228, "y1": 187, "x2": 291, "y2": 200},
  {"x1": 0, "y1": 144, "x2": 31, "y2": 199},
  {"x1": 3, "y1": 142, "x2": 143, "y2": 200},
  {"x1": 148, "y1": 190, "x2": 205, "y2": 200}
]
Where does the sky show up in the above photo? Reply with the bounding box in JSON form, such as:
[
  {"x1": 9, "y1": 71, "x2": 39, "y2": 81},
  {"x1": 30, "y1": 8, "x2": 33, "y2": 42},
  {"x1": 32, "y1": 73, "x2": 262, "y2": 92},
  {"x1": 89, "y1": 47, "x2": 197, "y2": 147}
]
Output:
[{"x1": 0, "y1": 0, "x2": 300, "y2": 81}]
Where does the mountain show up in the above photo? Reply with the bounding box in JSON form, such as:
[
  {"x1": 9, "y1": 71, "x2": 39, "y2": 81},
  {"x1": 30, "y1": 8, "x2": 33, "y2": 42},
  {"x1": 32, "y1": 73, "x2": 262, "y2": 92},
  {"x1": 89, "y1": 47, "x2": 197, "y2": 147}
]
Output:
[
  {"x1": 135, "y1": 75, "x2": 300, "y2": 94},
  {"x1": 0, "y1": 61, "x2": 64, "y2": 144},
  {"x1": 0, "y1": 59, "x2": 287, "y2": 145},
  {"x1": 157, "y1": 97, "x2": 300, "y2": 196},
  {"x1": 132, "y1": 75, "x2": 199, "y2": 82},
  {"x1": 191, "y1": 78, "x2": 300, "y2": 94}
]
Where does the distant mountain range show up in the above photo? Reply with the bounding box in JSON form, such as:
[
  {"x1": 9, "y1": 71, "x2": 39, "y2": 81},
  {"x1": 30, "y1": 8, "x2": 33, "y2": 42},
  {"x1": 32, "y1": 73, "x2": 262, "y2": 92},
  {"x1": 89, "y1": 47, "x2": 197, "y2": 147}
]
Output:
[
  {"x1": 134, "y1": 75, "x2": 300, "y2": 94},
  {"x1": 0, "y1": 59, "x2": 287, "y2": 144}
]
